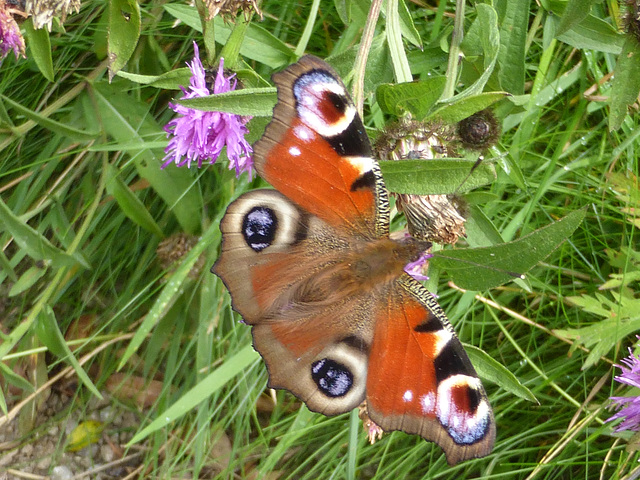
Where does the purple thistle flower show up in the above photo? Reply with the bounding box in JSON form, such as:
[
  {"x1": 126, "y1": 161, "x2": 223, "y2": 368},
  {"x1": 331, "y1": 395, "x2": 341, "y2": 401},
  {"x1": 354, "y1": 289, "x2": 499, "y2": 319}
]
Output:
[
  {"x1": 404, "y1": 251, "x2": 432, "y2": 282},
  {"x1": 607, "y1": 344, "x2": 640, "y2": 432},
  {"x1": 0, "y1": 0, "x2": 26, "y2": 61},
  {"x1": 163, "y1": 42, "x2": 253, "y2": 178}
]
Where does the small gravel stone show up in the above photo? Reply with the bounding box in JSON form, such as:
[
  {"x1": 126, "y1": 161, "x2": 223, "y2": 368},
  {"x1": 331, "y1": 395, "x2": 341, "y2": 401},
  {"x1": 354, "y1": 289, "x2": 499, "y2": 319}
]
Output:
[
  {"x1": 51, "y1": 465, "x2": 74, "y2": 480},
  {"x1": 99, "y1": 407, "x2": 113, "y2": 423},
  {"x1": 36, "y1": 455, "x2": 52, "y2": 470},
  {"x1": 65, "y1": 418, "x2": 78, "y2": 436},
  {"x1": 0, "y1": 449, "x2": 16, "y2": 466},
  {"x1": 21, "y1": 444, "x2": 33, "y2": 455},
  {"x1": 101, "y1": 444, "x2": 115, "y2": 462}
]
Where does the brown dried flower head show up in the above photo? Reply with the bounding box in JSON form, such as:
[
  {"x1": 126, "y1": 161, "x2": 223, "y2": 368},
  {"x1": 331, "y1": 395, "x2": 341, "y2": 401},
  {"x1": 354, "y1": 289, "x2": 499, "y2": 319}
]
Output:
[
  {"x1": 204, "y1": 0, "x2": 262, "y2": 21},
  {"x1": 157, "y1": 233, "x2": 204, "y2": 278},
  {"x1": 623, "y1": 0, "x2": 640, "y2": 43},
  {"x1": 375, "y1": 120, "x2": 467, "y2": 245},
  {"x1": 457, "y1": 109, "x2": 501, "y2": 151}
]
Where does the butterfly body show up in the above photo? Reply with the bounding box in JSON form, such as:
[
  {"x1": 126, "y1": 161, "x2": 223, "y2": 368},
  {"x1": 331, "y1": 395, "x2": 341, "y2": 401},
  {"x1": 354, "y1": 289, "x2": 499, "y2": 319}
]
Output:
[{"x1": 213, "y1": 55, "x2": 495, "y2": 465}]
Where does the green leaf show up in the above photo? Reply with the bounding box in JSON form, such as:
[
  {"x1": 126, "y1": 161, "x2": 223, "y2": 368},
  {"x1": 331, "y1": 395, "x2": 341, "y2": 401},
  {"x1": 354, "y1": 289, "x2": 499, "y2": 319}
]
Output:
[
  {"x1": 555, "y1": 293, "x2": 640, "y2": 369},
  {"x1": 9, "y1": 266, "x2": 47, "y2": 297},
  {"x1": 609, "y1": 37, "x2": 640, "y2": 131},
  {"x1": 93, "y1": 83, "x2": 203, "y2": 234},
  {"x1": 334, "y1": 0, "x2": 352, "y2": 24},
  {"x1": 554, "y1": 14, "x2": 623, "y2": 54},
  {"x1": 1, "y1": 95, "x2": 99, "y2": 141},
  {"x1": 431, "y1": 208, "x2": 586, "y2": 290},
  {"x1": 0, "y1": 362, "x2": 35, "y2": 395},
  {"x1": 0, "y1": 196, "x2": 90, "y2": 269},
  {"x1": 163, "y1": 5, "x2": 293, "y2": 68},
  {"x1": 35, "y1": 306, "x2": 102, "y2": 399},
  {"x1": 431, "y1": 92, "x2": 509, "y2": 124},
  {"x1": 107, "y1": 0, "x2": 142, "y2": 80},
  {"x1": 178, "y1": 88, "x2": 277, "y2": 117},
  {"x1": 379, "y1": 159, "x2": 496, "y2": 195},
  {"x1": 465, "y1": 344, "x2": 537, "y2": 402},
  {"x1": 127, "y1": 343, "x2": 260, "y2": 445},
  {"x1": 397, "y1": 0, "x2": 422, "y2": 48},
  {"x1": 376, "y1": 77, "x2": 447, "y2": 118},
  {"x1": 465, "y1": 205, "x2": 506, "y2": 248},
  {"x1": 116, "y1": 68, "x2": 192, "y2": 89},
  {"x1": 554, "y1": 0, "x2": 597, "y2": 36},
  {"x1": 452, "y1": 3, "x2": 500, "y2": 101},
  {"x1": 23, "y1": 19, "x2": 54, "y2": 82},
  {"x1": 105, "y1": 164, "x2": 164, "y2": 237},
  {"x1": 497, "y1": 0, "x2": 530, "y2": 95}
]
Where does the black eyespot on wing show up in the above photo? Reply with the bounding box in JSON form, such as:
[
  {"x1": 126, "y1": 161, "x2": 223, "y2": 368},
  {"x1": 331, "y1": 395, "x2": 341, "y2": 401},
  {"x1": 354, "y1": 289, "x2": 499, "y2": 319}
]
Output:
[
  {"x1": 467, "y1": 383, "x2": 482, "y2": 413},
  {"x1": 325, "y1": 90, "x2": 348, "y2": 115},
  {"x1": 243, "y1": 206, "x2": 277, "y2": 252},
  {"x1": 311, "y1": 358, "x2": 353, "y2": 397},
  {"x1": 434, "y1": 341, "x2": 475, "y2": 384},
  {"x1": 413, "y1": 312, "x2": 442, "y2": 333},
  {"x1": 350, "y1": 170, "x2": 376, "y2": 192},
  {"x1": 327, "y1": 120, "x2": 373, "y2": 157}
]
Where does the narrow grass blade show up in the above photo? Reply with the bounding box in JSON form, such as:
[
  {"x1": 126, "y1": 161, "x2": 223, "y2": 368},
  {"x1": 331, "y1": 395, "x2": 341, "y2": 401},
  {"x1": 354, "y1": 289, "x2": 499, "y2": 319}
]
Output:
[
  {"x1": 94, "y1": 84, "x2": 203, "y2": 234},
  {"x1": 118, "y1": 217, "x2": 221, "y2": 369},
  {"x1": 465, "y1": 343, "x2": 536, "y2": 402},
  {"x1": 497, "y1": 0, "x2": 529, "y2": 95},
  {"x1": 35, "y1": 306, "x2": 103, "y2": 399},
  {"x1": 1, "y1": 95, "x2": 98, "y2": 141},
  {"x1": 258, "y1": 406, "x2": 316, "y2": 476},
  {"x1": 105, "y1": 164, "x2": 164, "y2": 237},
  {"x1": 0, "y1": 196, "x2": 90, "y2": 269},
  {"x1": 127, "y1": 343, "x2": 260, "y2": 445}
]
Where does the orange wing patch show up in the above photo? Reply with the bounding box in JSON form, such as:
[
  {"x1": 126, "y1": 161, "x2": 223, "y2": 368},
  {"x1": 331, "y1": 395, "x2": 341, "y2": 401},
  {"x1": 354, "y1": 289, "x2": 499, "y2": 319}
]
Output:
[{"x1": 262, "y1": 119, "x2": 376, "y2": 234}]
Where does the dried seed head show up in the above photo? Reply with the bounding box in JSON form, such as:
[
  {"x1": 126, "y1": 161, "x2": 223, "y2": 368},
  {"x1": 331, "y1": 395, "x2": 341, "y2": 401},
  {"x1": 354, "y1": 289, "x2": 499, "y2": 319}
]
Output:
[
  {"x1": 157, "y1": 233, "x2": 204, "y2": 278},
  {"x1": 375, "y1": 119, "x2": 456, "y2": 161},
  {"x1": 204, "y1": 0, "x2": 262, "y2": 21},
  {"x1": 375, "y1": 120, "x2": 467, "y2": 244},
  {"x1": 25, "y1": 0, "x2": 81, "y2": 30},
  {"x1": 623, "y1": 0, "x2": 640, "y2": 43},
  {"x1": 457, "y1": 109, "x2": 501, "y2": 151}
]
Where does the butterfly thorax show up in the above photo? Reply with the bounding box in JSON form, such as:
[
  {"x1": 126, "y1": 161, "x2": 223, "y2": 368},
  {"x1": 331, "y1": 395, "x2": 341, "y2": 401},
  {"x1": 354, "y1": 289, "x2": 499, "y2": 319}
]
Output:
[
  {"x1": 281, "y1": 237, "x2": 430, "y2": 311},
  {"x1": 346, "y1": 237, "x2": 430, "y2": 288}
]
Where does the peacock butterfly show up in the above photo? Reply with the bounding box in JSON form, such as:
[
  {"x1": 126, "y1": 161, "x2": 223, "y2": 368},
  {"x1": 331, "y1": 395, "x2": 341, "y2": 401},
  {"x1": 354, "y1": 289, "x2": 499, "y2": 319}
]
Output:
[{"x1": 212, "y1": 55, "x2": 495, "y2": 465}]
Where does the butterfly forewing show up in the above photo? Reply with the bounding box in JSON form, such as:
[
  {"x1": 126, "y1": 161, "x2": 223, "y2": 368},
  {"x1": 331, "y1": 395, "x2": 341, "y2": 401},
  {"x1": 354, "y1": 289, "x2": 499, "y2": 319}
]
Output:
[{"x1": 253, "y1": 55, "x2": 389, "y2": 239}]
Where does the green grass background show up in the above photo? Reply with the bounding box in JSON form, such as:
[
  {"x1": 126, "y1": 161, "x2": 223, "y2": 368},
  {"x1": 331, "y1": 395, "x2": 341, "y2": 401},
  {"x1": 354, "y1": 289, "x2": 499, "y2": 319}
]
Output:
[{"x1": 1, "y1": 0, "x2": 639, "y2": 478}]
